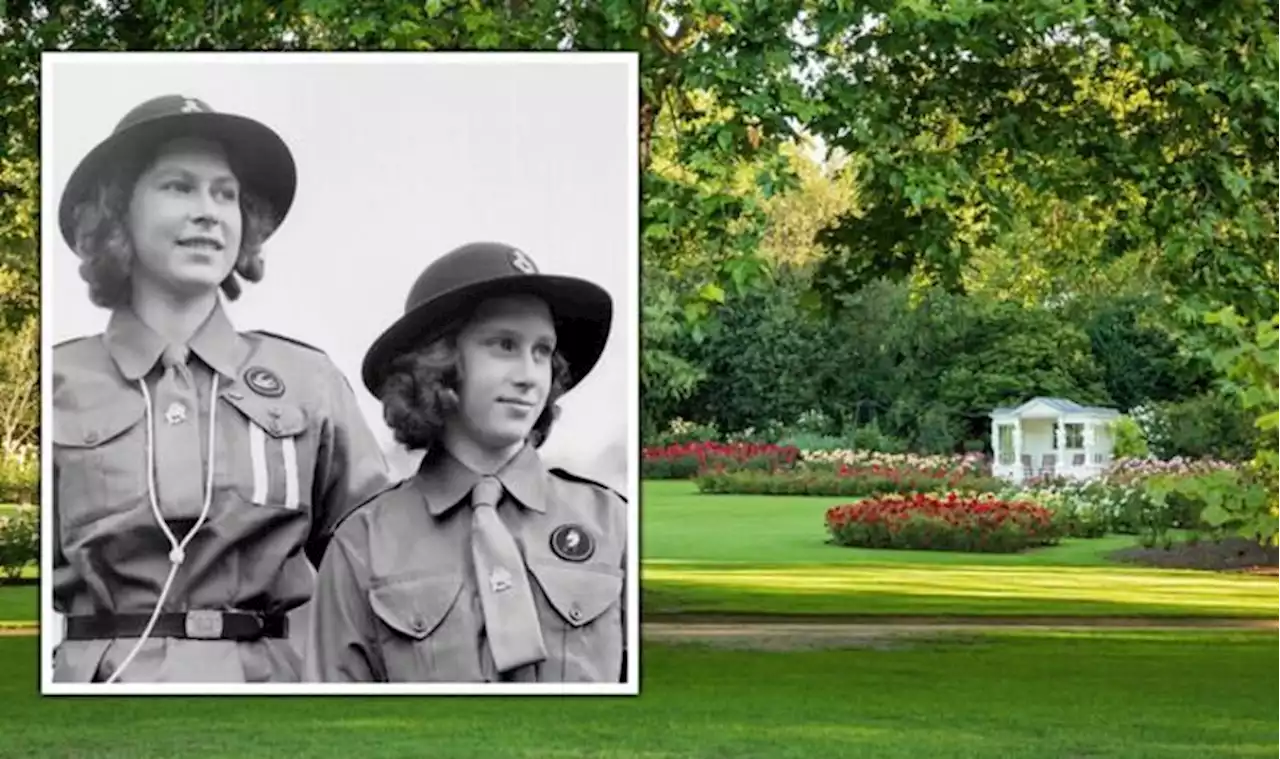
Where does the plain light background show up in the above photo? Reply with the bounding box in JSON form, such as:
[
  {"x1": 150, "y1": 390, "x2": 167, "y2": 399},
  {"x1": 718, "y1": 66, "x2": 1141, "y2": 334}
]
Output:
[{"x1": 40, "y1": 53, "x2": 638, "y2": 693}]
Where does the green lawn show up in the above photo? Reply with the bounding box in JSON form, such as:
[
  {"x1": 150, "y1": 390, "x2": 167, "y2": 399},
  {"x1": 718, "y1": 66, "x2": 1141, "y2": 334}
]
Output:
[
  {"x1": 0, "y1": 585, "x2": 35, "y2": 625},
  {"x1": 640, "y1": 481, "x2": 1279, "y2": 618},
  {"x1": 642, "y1": 480, "x2": 1139, "y2": 566},
  {"x1": 2, "y1": 632, "x2": 1275, "y2": 757}
]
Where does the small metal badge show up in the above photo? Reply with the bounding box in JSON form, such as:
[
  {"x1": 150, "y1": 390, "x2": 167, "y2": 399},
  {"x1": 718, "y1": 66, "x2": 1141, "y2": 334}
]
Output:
[
  {"x1": 509, "y1": 248, "x2": 538, "y2": 275},
  {"x1": 164, "y1": 402, "x2": 187, "y2": 425},
  {"x1": 243, "y1": 366, "x2": 285, "y2": 398},
  {"x1": 550, "y1": 524, "x2": 595, "y2": 562},
  {"x1": 181, "y1": 98, "x2": 203, "y2": 113},
  {"x1": 490, "y1": 566, "x2": 513, "y2": 593}
]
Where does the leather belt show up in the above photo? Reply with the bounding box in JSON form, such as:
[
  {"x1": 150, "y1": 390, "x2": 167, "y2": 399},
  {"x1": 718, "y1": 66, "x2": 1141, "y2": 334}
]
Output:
[{"x1": 64, "y1": 611, "x2": 289, "y2": 642}]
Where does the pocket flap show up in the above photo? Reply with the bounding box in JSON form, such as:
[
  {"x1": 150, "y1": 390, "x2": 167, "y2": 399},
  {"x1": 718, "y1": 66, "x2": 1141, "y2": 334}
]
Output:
[
  {"x1": 222, "y1": 392, "x2": 308, "y2": 438},
  {"x1": 52, "y1": 401, "x2": 145, "y2": 449},
  {"x1": 368, "y1": 574, "x2": 463, "y2": 641},
  {"x1": 528, "y1": 562, "x2": 622, "y2": 628}
]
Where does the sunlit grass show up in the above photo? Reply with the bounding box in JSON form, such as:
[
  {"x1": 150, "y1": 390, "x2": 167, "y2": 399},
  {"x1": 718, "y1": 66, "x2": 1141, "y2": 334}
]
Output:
[
  {"x1": 2, "y1": 632, "x2": 1276, "y2": 758},
  {"x1": 641, "y1": 563, "x2": 1278, "y2": 617}
]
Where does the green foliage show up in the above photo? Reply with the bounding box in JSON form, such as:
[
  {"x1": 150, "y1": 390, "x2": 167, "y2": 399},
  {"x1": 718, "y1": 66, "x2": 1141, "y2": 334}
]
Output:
[
  {"x1": 1005, "y1": 480, "x2": 1146, "y2": 538},
  {"x1": 1083, "y1": 296, "x2": 1214, "y2": 411},
  {"x1": 1142, "y1": 393, "x2": 1259, "y2": 462},
  {"x1": 0, "y1": 315, "x2": 37, "y2": 450},
  {"x1": 811, "y1": 2, "x2": 1278, "y2": 328},
  {"x1": 696, "y1": 468, "x2": 1005, "y2": 498},
  {"x1": 677, "y1": 277, "x2": 1116, "y2": 451},
  {"x1": 640, "y1": 282, "x2": 709, "y2": 441},
  {"x1": 0, "y1": 445, "x2": 36, "y2": 506},
  {"x1": 0, "y1": 505, "x2": 37, "y2": 582},
  {"x1": 1202, "y1": 308, "x2": 1280, "y2": 545},
  {"x1": 641, "y1": 455, "x2": 702, "y2": 481},
  {"x1": 842, "y1": 422, "x2": 910, "y2": 455},
  {"x1": 644, "y1": 417, "x2": 721, "y2": 449},
  {"x1": 1108, "y1": 415, "x2": 1150, "y2": 459}
]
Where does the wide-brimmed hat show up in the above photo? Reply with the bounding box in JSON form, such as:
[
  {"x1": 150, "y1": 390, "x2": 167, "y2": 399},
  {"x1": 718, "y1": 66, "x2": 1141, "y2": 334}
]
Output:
[
  {"x1": 57, "y1": 94, "x2": 297, "y2": 252},
  {"x1": 362, "y1": 241, "x2": 614, "y2": 398}
]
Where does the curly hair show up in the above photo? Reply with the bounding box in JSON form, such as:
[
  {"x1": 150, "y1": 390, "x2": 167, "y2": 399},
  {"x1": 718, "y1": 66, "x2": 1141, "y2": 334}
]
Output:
[
  {"x1": 67, "y1": 143, "x2": 278, "y2": 310},
  {"x1": 379, "y1": 330, "x2": 574, "y2": 453}
]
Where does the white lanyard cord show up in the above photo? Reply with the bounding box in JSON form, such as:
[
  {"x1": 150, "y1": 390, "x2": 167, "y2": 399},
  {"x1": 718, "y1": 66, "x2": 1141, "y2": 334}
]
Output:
[{"x1": 104, "y1": 374, "x2": 220, "y2": 684}]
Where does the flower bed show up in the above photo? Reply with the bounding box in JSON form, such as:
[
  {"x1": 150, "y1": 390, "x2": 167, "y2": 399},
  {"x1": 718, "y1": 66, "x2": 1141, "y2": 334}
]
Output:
[
  {"x1": 998, "y1": 481, "x2": 1131, "y2": 539},
  {"x1": 697, "y1": 464, "x2": 1005, "y2": 497},
  {"x1": 802, "y1": 449, "x2": 989, "y2": 475},
  {"x1": 825, "y1": 493, "x2": 1059, "y2": 553},
  {"x1": 1103, "y1": 456, "x2": 1238, "y2": 486},
  {"x1": 642, "y1": 441, "x2": 801, "y2": 479}
]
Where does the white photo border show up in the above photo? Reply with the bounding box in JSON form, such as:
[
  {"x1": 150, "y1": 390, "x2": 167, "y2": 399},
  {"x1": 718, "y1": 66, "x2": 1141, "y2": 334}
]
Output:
[{"x1": 38, "y1": 50, "x2": 641, "y2": 697}]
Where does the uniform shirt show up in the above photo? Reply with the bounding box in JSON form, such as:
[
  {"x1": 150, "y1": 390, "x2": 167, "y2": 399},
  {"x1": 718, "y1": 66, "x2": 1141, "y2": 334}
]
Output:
[
  {"x1": 303, "y1": 443, "x2": 627, "y2": 683},
  {"x1": 51, "y1": 304, "x2": 390, "y2": 683}
]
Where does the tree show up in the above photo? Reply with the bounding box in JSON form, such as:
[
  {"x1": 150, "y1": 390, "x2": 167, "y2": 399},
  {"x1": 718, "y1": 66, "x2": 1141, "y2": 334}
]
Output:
[
  {"x1": 0, "y1": 313, "x2": 37, "y2": 451},
  {"x1": 808, "y1": 2, "x2": 1277, "y2": 324}
]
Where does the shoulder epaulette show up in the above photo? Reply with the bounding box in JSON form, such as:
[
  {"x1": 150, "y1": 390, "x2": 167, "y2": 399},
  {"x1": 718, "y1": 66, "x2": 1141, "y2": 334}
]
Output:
[
  {"x1": 246, "y1": 330, "x2": 327, "y2": 355},
  {"x1": 53, "y1": 334, "x2": 96, "y2": 350},
  {"x1": 549, "y1": 467, "x2": 628, "y2": 503},
  {"x1": 330, "y1": 476, "x2": 415, "y2": 534}
]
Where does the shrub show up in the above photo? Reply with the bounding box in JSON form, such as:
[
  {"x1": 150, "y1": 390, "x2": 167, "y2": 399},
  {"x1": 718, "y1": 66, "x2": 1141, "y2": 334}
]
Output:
[
  {"x1": 1108, "y1": 415, "x2": 1150, "y2": 459},
  {"x1": 1000, "y1": 481, "x2": 1127, "y2": 539},
  {"x1": 645, "y1": 417, "x2": 722, "y2": 448},
  {"x1": 0, "y1": 505, "x2": 38, "y2": 582},
  {"x1": 0, "y1": 445, "x2": 37, "y2": 505},
  {"x1": 825, "y1": 492, "x2": 1059, "y2": 553},
  {"x1": 697, "y1": 464, "x2": 1004, "y2": 497},
  {"x1": 843, "y1": 421, "x2": 910, "y2": 454},
  {"x1": 1141, "y1": 393, "x2": 1257, "y2": 462},
  {"x1": 1101, "y1": 456, "x2": 1242, "y2": 536}
]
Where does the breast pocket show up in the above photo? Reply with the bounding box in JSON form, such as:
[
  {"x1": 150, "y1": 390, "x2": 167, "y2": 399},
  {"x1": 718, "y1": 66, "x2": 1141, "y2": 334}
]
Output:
[
  {"x1": 367, "y1": 573, "x2": 469, "y2": 682},
  {"x1": 221, "y1": 393, "x2": 314, "y2": 513},
  {"x1": 528, "y1": 561, "x2": 624, "y2": 683},
  {"x1": 52, "y1": 401, "x2": 147, "y2": 532}
]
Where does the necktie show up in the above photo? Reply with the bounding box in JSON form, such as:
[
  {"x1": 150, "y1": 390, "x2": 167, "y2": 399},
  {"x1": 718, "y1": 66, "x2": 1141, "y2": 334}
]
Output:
[
  {"x1": 153, "y1": 343, "x2": 205, "y2": 520},
  {"x1": 470, "y1": 476, "x2": 547, "y2": 675}
]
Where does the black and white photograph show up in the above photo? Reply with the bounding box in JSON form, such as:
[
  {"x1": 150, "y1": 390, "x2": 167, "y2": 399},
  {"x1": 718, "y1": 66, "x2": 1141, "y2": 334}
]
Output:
[{"x1": 40, "y1": 51, "x2": 639, "y2": 696}]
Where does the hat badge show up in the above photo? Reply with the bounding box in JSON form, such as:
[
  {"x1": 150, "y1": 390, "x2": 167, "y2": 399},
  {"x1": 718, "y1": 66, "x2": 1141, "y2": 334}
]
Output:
[
  {"x1": 509, "y1": 248, "x2": 537, "y2": 275},
  {"x1": 180, "y1": 98, "x2": 204, "y2": 114}
]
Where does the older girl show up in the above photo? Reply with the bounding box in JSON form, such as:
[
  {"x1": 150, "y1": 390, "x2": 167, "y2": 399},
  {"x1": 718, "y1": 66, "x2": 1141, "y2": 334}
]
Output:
[{"x1": 52, "y1": 94, "x2": 390, "y2": 683}]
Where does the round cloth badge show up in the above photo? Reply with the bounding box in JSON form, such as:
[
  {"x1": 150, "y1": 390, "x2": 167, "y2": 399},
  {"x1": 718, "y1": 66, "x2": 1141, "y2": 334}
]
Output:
[
  {"x1": 549, "y1": 524, "x2": 595, "y2": 562},
  {"x1": 243, "y1": 366, "x2": 285, "y2": 398}
]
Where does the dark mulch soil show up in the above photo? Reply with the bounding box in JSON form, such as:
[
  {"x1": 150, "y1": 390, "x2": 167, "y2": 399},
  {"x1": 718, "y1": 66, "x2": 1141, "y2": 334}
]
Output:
[{"x1": 1109, "y1": 537, "x2": 1279, "y2": 573}]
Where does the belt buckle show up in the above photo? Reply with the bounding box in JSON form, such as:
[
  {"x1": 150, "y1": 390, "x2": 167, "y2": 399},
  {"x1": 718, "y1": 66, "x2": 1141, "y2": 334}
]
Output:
[{"x1": 184, "y1": 610, "x2": 224, "y2": 640}]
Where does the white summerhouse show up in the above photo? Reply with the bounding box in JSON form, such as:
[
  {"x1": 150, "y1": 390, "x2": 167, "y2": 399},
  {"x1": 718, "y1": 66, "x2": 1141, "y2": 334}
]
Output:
[{"x1": 989, "y1": 397, "x2": 1121, "y2": 483}]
